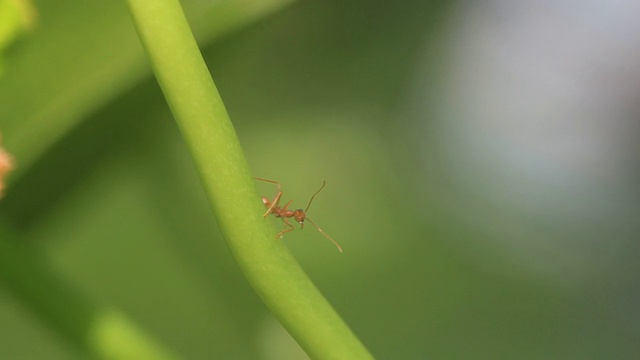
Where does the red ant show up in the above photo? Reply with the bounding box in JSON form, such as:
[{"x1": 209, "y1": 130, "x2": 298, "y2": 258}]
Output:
[{"x1": 255, "y1": 177, "x2": 343, "y2": 252}]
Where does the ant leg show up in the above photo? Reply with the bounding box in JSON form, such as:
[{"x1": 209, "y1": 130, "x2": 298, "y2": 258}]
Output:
[
  {"x1": 281, "y1": 199, "x2": 293, "y2": 212},
  {"x1": 276, "y1": 218, "x2": 296, "y2": 238},
  {"x1": 255, "y1": 178, "x2": 283, "y2": 217},
  {"x1": 255, "y1": 178, "x2": 282, "y2": 193},
  {"x1": 263, "y1": 191, "x2": 283, "y2": 218}
]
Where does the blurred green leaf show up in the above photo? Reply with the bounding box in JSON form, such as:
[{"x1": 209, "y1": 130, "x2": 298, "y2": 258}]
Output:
[
  {"x1": 0, "y1": 0, "x2": 35, "y2": 75},
  {"x1": 0, "y1": 0, "x2": 294, "y2": 183}
]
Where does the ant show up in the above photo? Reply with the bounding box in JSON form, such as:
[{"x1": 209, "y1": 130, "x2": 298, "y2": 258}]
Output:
[{"x1": 255, "y1": 177, "x2": 343, "y2": 252}]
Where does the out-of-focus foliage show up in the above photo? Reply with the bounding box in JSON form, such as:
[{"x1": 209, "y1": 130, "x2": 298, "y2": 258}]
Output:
[
  {"x1": 1, "y1": 0, "x2": 639, "y2": 359},
  {"x1": 0, "y1": 0, "x2": 35, "y2": 75}
]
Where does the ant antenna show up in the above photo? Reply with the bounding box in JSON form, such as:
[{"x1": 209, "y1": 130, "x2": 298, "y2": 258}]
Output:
[
  {"x1": 305, "y1": 181, "x2": 326, "y2": 213},
  {"x1": 301, "y1": 180, "x2": 342, "y2": 252},
  {"x1": 306, "y1": 217, "x2": 343, "y2": 252}
]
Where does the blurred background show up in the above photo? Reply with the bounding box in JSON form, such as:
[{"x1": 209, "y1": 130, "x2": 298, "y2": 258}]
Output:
[{"x1": 1, "y1": 0, "x2": 640, "y2": 358}]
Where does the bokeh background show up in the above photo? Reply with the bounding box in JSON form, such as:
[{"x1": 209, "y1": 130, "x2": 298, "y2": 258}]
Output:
[{"x1": 1, "y1": 0, "x2": 640, "y2": 358}]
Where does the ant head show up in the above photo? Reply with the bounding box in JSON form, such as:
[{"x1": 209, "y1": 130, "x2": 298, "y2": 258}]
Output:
[{"x1": 293, "y1": 209, "x2": 306, "y2": 226}]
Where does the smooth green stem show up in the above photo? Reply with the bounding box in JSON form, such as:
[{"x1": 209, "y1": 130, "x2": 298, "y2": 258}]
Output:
[{"x1": 125, "y1": 0, "x2": 373, "y2": 359}]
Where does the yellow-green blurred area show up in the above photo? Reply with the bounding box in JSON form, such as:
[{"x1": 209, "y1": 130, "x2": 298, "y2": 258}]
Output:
[{"x1": 1, "y1": 0, "x2": 639, "y2": 359}]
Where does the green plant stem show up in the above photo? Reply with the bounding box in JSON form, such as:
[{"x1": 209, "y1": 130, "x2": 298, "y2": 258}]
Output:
[{"x1": 125, "y1": 0, "x2": 373, "y2": 359}]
